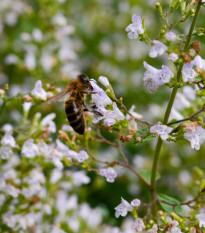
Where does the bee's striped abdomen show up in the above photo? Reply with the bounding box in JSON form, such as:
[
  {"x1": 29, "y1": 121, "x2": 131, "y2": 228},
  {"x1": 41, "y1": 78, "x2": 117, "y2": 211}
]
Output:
[{"x1": 65, "y1": 100, "x2": 85, "y2": 135}]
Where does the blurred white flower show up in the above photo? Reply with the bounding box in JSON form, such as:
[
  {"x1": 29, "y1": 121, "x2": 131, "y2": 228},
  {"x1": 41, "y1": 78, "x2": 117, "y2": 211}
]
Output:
[
  {"x1": 150, "y1": 122, "x2": 172, "y2": 140},
  {"x1": 32, "y1": 28, "x2": 43, "y2": 42},
  {"x1": 182, "y1": 63, "x2": 197, "y2": 83},
  {"x1": 5, "y1": 11, "x2": 18, "y2": 26},
  {"x1": 61, "y1": 124, "x2": 73, "y2": 132},
  {"x1": 31, "y1": 80, "x2": 47, "y2": 100},
  {"x1": 169, "y1": 108, "x2": 183, "y2": 121},
  {"x1": 100, "y1": 167, "x2": 117, "y2": 183},
  {"x1": 41, "y1": 113, "x2": 56, "y2": 133},
  {"x1": 166, "y1": 31, "x2": 176, "y2": 41},
  {"x1": 4, "y1": 54, "x2": 19, "y2": 65},
  {"x1": 52, "y1": 156, "x2": 64, "y2": 170},
  {"x1": 184, "y1": 125, "x2": 205, "y2": 150},
  {"x1": 50, "y1": 169, "x2": 63, "y2": 184},
  {"x1": 21, "y1": 139, "x2": 39, "y2": 158},
  {"x1": 144, "y1": 62, "x2": 174, "y2": 93},
  {"x1": 168, "y1": 53, "x2": 178, "y2": 62},
  {"x1": 114, "y1": 197, "x2": 133, "y2": 218},
  {"x1": 99, "y1": 76, "x2": 110, "y2": 87},
  {"x1": 149, "y1": 40, "x2": 167, "y2": 58},
  {"x1": 38, "y1": 141, "x2": 53, "y2": 157},
  {"x1": 1, "y1": 131, "x2": 16, "y2": 148},
  {"x1": 52, "y1": 12, "x2": 67, "y2": 26},
  {"x1": 193, "y1": 55, "x2": 205, "y2": 70},
  {"x1": 132, "y1": 218, "x2": 145, "y2": 232},
  {"x1": 24, "y1": 51, "x2": 36, "y2": 70},
  {"x1": 147, "y1": 224, "x2": 158, "y2": 233},
  {"x1": 183, "y1": 86, "x2": 196, "y2": 101},
  {"x1": 196, "y1": 213, "x2": 205, "y2": 228},
  {"x1": 40, "y1": 52, "x2": 55, "y2": 72},
  {"x1": 71, "y1": 171, "x2": 90, "y2": 186},
  {"x1": 0, "y1": 146, "x2": 13, "y2": 160},
  {"x1": 22, "y1": 102, "x2": 32, "y2": 112},
  {"x1": 76, "y1": 150, "x2": 89, "y2": 163},
  {"x1": 173, "y1": 93, "x2": 190, "y2": 110},
  {"x1": 125, "y1": 14, "x2": 144, "y2": 39}
]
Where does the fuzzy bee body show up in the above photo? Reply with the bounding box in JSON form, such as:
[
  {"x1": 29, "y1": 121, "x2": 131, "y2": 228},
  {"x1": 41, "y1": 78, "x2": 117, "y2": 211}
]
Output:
[{"x1": 48, "y1": 74, "x2": 101, "y2": 135}]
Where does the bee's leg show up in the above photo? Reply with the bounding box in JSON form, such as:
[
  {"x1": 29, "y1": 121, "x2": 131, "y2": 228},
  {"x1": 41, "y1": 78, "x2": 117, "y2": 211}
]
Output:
[
  {"x1": 81, "y1": 91, "x2": 97, "y2": 94},
  {"x1": 83, "y1": 103, "x2": 103, "y2": 116}
]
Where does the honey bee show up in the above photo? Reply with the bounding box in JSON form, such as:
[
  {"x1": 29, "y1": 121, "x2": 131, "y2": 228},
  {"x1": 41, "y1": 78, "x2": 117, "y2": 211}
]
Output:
[{"x1": 48, "y1": 74, "x2": 102, "y2": 135}]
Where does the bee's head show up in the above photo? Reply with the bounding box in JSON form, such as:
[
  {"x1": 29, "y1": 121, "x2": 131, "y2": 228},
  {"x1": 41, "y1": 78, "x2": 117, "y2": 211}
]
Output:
[{"x1": 78, "y1": 74, "x2": 93, "y2": 90}]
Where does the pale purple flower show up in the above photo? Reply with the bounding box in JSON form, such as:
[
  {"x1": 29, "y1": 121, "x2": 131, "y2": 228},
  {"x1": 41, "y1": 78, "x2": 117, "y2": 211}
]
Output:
[
  {"x1": 61, "y1": 124, "x2": 73, "y2": 132},
  {"x1": 0, "y1": 146, "x2": 13, "y2": 160},
  {"x1": 114, "y1": 197, "x2": 133, "y2": 218},
  {"x1": 21, "y1": 139, "x2": 39, "y2": 158},
  {"x1": 149, "y1": 40, "x2": 167, "y2": 58},
  {"x1": 182, "y1": 63, "x2": 197, "y2": 83},
  {"x1": 22, "y1": 101, "x2": 32, "y2": 112},
  {"x1": 103, "y1": 102, "x2": 125, "y2": 126},
  {"x1": 56, "y1": 139, "x2": 70, "y2": 156},
  {"x1": 100, "y1": 167, "x2": 117, "y2": 183},
  {"x1": 169, "y1": 226, "x2": 182, "y2": 233},
  {"x1": 1, "y1": 131, "x2": 16, "y2": 148},
  {"x1": 2, "y1": 124, "x2": 13, "y2": 132},
  {"x1": 169, "y1": 108, "x2": 183, "y2": 121},
  {"x1": 76, "y1": 150, "x2": 89, "y2": 163},
  {"x1": 126, "y1": 105, "x2": 143, "y2": 120},
  {"x1": 168, "y1": 53, "x2": 179, "y2": 62},
  {"x1": 173, "y1": 93, "x2": 190, "y2": 110},
  {"x1": 184, "y1": 125, "x2": 205, "y2": 150},
  {"x1": 41, "y1": 113, "x2": 56, "y2": 133},
  {"x1": 144, "y1": 62, "x2": 174, "y2": 93},
  {"x1": 52, "y1": 157, "x2": 64, "y2": 169},
  {"x1": 183, "y1": 86, "x2": 196, "y2": 101},
  {"x1": 193, "y1": 55, "x2": 205, "y2": 70},
  {"x1": 132, "y1": 218, "x2": 145, "y2": 232},
  {"x1": 50, "y1": 169, "x2": 63, "y2": 184},
  {"x1": 125, "y1": 15, "x2": 144, "y2": 39},
  {"x1": 71, "y1": 171, "x2": 91, "y2": 186},
  {"x1": 38, "y1": 141, "x2": 53, "y2": 157},
  {"x1": 166, "y1": 31, "x2": 176, "y2": 41},
  {"x1": 147, "y1": 224, "x2": 158, "y2": 233},
  {"x1": 196, "y1": 213, "x2": 205, "y2": 228},
  {"x1": 31, "y1": 80, "x2": 47, "y2": 100},
  {"x1": 150, "y1": 122, "x2": 172, "y2": 140},
  {"x1": 99, "y1": 76, "x2": 110, "y2": 87},
  {"x1": 90, "y1": 80, "x2": 112, "y2": 107},
  {"x1": 131, "y1": 198, "x2": 141, "y2": 207}
]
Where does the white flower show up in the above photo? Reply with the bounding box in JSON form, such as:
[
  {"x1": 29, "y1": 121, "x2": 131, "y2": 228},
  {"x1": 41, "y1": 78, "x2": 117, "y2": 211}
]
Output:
[
  {"x1": 1, "y1": 131, "x2": 16, "y2": 148},
  {"x1": 149, "y1": 40, "x2": 167, "y2": 58},
  {"x1": 22, "y1": 102, "x2": 32, "y2": 112},
  {"x1": 21, "y1": 139, "x2": 39, "y2": 158},
  {"x1": 128, "y1": 120, "x2": 138, "y2": 133},
  {"x1": 184, "y1": 125, "x2": 205, "y2": 150},
  {"x1": 31, "y1": 80, "x2": 47, "y2": 100},
  {"x1": 144, "y1": 62, "x2": 174, "y2": 93},
  {"x1": 25, "y1": 51, "x2": 36, "y2": 70},
  {"x1": 103, "y1": 102, "x2": 125, "y2": 126},
  {"x1": 52, "y1": 12, "x2": 67, "y2": 26},
  {"x1": 0, "y1": 146, "x2": 13, "y2": 160},
  {"x1": 32, "y1": 28, "x2": 43, "y2": 42},
  {"x1": 76, "y1": 150, "x2": 89, "y2": 163},
  {"x1": 38, "y1": 141, "x2": 53, "y2": 157},
  {"x1": 132, "y1": 218, "x2": 145, "y2": 232},
  {"x1": 71, "y1": 171, "x2": 91, "y2": 186},
  {"x1": 150, "y1": 122, "x2": 172, "y2": 140},
  {"x1": 166, "y1": 31, "x2": 176, "y2": 41},
  {"x1": 99, "y1": 76, "x2": 110, "y2": 87},
  {"x1": 2, "y1": 124, "x2": 13, "y2": 133},
  {"x1": 147, "y1": 224, "x2": 158, "y2": 233},
  {"x1": 125, "y1": 14, "x2": 144, "y2": 39},
  {"x1": 61, "y1": 124, "x2": 73, "y2": 132},
  {"x1": 114, "y1": 197, "x2": 133, "y2": 218},
  {"x1": 50, "y1": 168, "x2": 63, "y2": 184},
  {"x1": 100, "y1": 167, "x2": 117, "y2": 183},
  {"x1": 182, "y1": 63, "x2": 197, "y2": 83},
  {"x1": 168, "y1": 53, "x2": 179, "y2": 62},
  {"x1": 131, "y1": 198, "x2": 141, "y2": 207},
  {"x1": 126, "y1": 105, "x2": 143, "y2": 120},
  {"x1": 90, "y1": 80, "x2": 112, "y2": 107},
  {"x1": 41, "y1": 113, "x2": 56, "y2": 133},
  {"x1": 193, "y1": 55, "x2": 205, "y2": 70},
  {"x1": 196, "y1": 213, "x2": 205, "y2": 228}
]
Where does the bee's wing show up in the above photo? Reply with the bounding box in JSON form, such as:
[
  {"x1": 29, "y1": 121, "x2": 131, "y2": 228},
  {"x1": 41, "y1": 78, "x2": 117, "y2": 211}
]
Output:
[{"x1": 47, "y1": 89, "x2": 72, "y2": 103}]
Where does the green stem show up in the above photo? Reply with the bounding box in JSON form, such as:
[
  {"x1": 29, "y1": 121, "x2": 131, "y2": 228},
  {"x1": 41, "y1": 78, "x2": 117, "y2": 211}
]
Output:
[{"x1": 150, "y1": 0, "x2": 202, "y2": 214}]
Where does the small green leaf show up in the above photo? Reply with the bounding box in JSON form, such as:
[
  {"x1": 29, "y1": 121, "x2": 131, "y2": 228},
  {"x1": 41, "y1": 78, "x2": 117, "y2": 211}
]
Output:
[
  {"x1": 141, "y1": 134, "x2": 155, "y2": 142},
  {"x1": 139, "y1": 170, "x2": 160, "y2": 184},
  {"x1": 158, "y1": 193, "x2": 185, "y2": 216}
]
